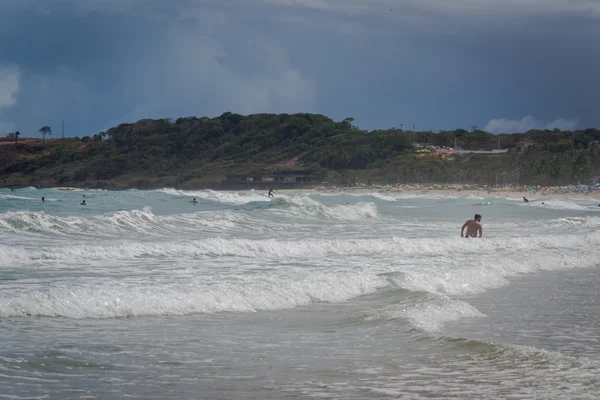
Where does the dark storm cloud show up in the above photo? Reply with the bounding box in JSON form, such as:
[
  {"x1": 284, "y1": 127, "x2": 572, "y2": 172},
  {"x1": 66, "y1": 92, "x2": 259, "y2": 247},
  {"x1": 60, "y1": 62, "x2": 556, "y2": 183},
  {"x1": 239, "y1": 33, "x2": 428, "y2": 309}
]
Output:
[{"x1": 0, "y1": 0, "x2": 598, "y2": 137}]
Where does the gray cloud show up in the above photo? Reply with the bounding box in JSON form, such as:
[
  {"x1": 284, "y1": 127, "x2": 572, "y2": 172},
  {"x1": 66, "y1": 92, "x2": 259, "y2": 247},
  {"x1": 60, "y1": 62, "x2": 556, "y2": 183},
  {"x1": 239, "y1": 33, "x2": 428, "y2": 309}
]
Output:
[
  {"x1": 67, "y1": 0, "x2": 600, "y2": 18},
  {"x1": 0, "y1": 66, "x2": 19, "y2": 108},
  {"x1": 0, "y1": 0, "x2": 598, "y2": 135},
  {"x1": 19, "y1": 67, "x2": 85, "y2": 120},
  {"x1": 485, "y1": 115, "x2": 578, "y2": 134},
  {"x1": 257, "y1": 0, "x2": 600, "y2": 18},
  {"x1": 0, "y1": 66, "x2": 19, "y2": 135},
  {"x1": 113, "y1": 23, "x2": 316, "y2": 126}
]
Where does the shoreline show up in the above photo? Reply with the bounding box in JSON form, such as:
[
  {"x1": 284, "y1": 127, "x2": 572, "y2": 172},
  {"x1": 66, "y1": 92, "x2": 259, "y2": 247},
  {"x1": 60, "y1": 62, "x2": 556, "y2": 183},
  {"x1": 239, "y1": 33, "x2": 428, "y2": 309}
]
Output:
[
  {"x1": 4, "y1": 185, "x2": 600, "y2": 200},
  {"x1": 274, "y1": 187, "x2": 600, "y2": 200}
]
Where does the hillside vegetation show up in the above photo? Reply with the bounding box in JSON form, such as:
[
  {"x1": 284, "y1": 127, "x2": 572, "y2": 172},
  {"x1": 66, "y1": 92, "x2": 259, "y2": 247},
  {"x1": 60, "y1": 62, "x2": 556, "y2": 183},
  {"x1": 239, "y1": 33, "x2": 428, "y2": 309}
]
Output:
[{"x1": 1, "y1": 112, "x2": 599, "y2": 189}]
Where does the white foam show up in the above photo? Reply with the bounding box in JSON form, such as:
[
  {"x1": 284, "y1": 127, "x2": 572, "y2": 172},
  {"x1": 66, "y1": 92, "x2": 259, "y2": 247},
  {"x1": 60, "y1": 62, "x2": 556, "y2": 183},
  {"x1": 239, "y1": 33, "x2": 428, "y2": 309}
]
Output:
[
  {"x1": 0, "y1": 271, "x2": 387, "y2": 319},
  {"x1": 341, "y1": 192, "x2": 397, "y2": 202},
  {"x1": 0, "y1": 199, "x2": 379, "y2": 239},
  {"x1": 464, "y1": 195, "x2": 485, "y2": 200},
  {"x1": 1, "y1": 230, "x2": 599, "y2": 324},
  {"x1": 363, "y1": 292, "x2": 485, "y2": 332},
  {"x1": 0, "y1": 208, "x2": 161, "y2": 236},
  {"x1": 0, "y1": 195, "x2": 37, "y2": 200},
  {"x1": 160, "y1": 189, "x2": 270, "y2": 205},
  {"x1": 554, "y1": 216, "x2": 600, "y2": 226},
  {"x1": 285, "y1": 195, "x2": 322, "y2": 207},
  {"x1": 0, "y1": 207, "x2": 246, "y2": 238},
  {"x1": 155, "y1": 187, "x2": 182, "y2": 197},
  {"x1": 279, "y1": 199, "x2": 379, "y2": 222},
  {"x1": 396, "y1": 193, "x2": 463, "y2": 200},
  {"x1": 154, "y1": 189, "x2": 380, "y2": 221},
  {"x1": 394, "y1": 256, "x2": 571, "y2": 296},
  {"x1": 503, "y1": 196, "x2": 527, "y2": 202},
  {"x1": 401, "y1": 300, "x2": 485, "y2": 332},
  {"x1": 528, "y1": 199, "x2": 588, "y2": 210},
  {"x1": 2, "y1": 232, "x2": 598, "y2": 265}
]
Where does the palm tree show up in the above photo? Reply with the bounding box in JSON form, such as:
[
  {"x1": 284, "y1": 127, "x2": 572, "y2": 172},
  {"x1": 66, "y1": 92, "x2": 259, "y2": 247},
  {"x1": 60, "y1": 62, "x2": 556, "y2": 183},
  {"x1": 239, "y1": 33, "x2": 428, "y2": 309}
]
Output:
[{"x1": 39, "y1": 126, "x2": 52, "y2": 142}]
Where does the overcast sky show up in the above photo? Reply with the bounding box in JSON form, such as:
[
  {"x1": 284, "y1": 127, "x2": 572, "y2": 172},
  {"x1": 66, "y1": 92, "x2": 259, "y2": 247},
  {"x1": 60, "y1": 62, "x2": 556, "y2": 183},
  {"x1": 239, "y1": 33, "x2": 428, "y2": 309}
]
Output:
[{"x1": 0, "y1": 0, "x2": 598, "y2": 137}]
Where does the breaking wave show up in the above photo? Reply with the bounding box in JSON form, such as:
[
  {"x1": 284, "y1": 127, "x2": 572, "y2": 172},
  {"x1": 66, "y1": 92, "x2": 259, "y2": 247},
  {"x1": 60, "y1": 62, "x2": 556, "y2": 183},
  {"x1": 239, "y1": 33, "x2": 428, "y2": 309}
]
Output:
[{"x1": 1, "y1": 229, "x2": 599, "y2": 327}]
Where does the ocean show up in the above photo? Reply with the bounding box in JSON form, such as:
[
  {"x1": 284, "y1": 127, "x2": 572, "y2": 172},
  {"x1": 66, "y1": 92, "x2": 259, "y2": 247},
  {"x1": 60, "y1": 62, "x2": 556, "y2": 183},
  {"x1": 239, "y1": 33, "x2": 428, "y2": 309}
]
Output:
[{"x1": 1, "y1": 187, "x2": 599, "y2": 399}]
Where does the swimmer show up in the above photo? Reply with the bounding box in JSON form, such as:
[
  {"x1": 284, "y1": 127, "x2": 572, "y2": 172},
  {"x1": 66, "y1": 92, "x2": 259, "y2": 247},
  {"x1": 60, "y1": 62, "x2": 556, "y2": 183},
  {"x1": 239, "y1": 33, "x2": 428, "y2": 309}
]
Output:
[
  {"x1": 461, "y1": 214, "x2": 482, "y2": 238},
  {"x1": 80, "y1": 200, "x2": 86, "y2": 206}
]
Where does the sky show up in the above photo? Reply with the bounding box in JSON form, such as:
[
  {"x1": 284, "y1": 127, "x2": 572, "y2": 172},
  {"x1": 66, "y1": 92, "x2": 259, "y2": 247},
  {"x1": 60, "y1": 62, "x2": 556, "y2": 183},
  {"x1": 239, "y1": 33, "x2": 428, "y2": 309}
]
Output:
[{"x1": 0, "y1": 0, "x2": 599, "y2": 137}]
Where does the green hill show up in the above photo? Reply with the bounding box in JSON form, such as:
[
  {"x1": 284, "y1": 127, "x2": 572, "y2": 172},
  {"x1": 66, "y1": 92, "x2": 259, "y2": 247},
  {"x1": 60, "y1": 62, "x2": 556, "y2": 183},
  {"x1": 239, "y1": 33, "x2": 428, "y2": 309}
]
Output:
[{"x1": 1, "y1": 112, "x2": 599, "y2": 189}]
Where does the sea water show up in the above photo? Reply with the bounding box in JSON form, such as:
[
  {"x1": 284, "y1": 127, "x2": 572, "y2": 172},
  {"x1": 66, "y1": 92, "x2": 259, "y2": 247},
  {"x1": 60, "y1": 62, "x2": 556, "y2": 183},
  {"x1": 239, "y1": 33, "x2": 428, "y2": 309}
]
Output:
[{"x1": 1, "y1": 188, "x2": 599, "y2": 399}]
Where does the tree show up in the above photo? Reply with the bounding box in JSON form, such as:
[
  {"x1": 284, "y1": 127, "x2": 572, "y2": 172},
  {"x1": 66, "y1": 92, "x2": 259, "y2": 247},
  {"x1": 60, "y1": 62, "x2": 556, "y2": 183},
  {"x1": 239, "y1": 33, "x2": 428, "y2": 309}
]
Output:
[
  {"x1": 39, "y1": 126, "x2": 52, "y2": 142},
  {"x1": 341, "y1": 117, "x2": 355, "y2": 128},
  {"x1": 5, "y1": 131, "x2": 20, "y2": 144}
]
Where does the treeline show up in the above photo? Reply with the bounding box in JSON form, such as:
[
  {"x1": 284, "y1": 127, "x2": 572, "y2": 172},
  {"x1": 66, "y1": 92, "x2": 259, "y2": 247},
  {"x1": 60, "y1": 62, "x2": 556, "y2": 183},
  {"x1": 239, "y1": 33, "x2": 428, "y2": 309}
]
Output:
[{"x1": 0, "y1": 112, "x2": 599, "y2": 188}]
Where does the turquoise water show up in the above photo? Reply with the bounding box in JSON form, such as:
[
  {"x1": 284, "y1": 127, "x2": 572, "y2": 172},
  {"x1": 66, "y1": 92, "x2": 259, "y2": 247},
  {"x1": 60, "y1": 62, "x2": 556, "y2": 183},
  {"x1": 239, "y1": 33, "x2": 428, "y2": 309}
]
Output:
[{"x1": 1, "y1": 187, "x2": 600, "y2": 399}]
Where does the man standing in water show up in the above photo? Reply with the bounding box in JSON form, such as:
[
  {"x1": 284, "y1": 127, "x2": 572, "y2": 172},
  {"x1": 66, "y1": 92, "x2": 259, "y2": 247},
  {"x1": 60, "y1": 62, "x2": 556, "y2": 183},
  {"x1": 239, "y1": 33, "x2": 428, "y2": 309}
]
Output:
[{"x1": 461, "y1": 214, "x2": 482, "y2": 238}]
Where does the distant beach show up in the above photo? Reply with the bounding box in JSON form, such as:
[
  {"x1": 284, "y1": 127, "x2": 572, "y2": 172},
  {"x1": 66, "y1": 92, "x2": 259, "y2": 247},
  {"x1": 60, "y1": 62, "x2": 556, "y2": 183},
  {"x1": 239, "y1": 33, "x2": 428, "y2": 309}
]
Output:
[{"x1": 277, "y1": 185, "x2": 600, "y2": 200}]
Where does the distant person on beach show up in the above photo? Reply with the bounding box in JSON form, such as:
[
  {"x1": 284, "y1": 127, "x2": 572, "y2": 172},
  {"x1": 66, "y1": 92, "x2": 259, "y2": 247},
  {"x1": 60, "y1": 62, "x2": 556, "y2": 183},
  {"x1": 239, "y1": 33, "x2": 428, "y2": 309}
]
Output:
[
  {"x1": 523, "y1": 197, "x2": 529, "y2": 203},
  {"x1": 268, "y1": 188, "x2": 274, "y2": 198},
  {"x1": 41, "y1": 197, "x2": 45, "y2": 202},
  {"x1": 80, "y1": 200, "x2": 86, "y2": 206},
  {"x1": 461, "y1": 214, "x2": 482, "y2": 238}
]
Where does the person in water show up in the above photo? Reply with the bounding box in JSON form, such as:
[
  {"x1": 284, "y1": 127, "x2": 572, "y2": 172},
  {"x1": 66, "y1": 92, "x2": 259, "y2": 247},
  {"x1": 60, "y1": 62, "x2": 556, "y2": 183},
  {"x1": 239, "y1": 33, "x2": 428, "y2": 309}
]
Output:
[
  {"x1": 41, "y1": 197, "x2": 45, "y2": 202},
  {"x1": 523, "y1": 196, "x2": 529, "y2": 203},
  {"x1": 461, "y1": 214, "x2": 482, "y2": 238},
  {"x1": 268, "y1": 188, "x2": 274, "y2": 198},
  {"x1": 81, "y1": 200, "x2": 86, "y2": 206},
  {"x1": 191, "y1": 198, "x2": 198, "y2": 203}
]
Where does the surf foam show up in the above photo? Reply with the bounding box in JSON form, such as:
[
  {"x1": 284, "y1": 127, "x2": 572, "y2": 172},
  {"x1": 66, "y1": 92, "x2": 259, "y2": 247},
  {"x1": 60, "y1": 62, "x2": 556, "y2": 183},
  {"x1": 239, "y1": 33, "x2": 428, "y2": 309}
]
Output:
[{"x1": 0, "y1": 271, "x2": 387, "y2": 319}]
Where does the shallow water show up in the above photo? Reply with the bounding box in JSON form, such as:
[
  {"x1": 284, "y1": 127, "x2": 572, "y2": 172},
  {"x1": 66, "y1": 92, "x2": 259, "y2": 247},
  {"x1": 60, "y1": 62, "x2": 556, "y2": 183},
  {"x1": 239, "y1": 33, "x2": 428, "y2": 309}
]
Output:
[{"x1": 1, "y1": 188, "x2": 599, "y2": 399}]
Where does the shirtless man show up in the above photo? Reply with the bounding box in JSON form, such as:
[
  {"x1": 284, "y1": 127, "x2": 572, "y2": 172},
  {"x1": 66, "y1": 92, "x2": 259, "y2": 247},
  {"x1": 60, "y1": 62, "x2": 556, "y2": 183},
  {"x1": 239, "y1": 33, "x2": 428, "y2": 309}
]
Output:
[{"x1": 461, "y1": 214, "x2": 482, "y2": 238}]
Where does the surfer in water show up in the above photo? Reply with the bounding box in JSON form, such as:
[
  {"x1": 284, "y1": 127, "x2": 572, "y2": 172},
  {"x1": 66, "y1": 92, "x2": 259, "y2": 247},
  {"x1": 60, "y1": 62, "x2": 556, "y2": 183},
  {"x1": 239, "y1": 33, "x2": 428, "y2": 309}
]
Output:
[
  {"x1": 268, "y1": 188, "x2": 274, "y2": 198},
  {"x1": 81, "y1": 200, "x2": 86, "y2": 206},
  {"x1": 461, "y1": 214, "x2": 482, "y2": 238},
  {"x1": 191, "y1": 198, "x2": 198, "y2": 204},
  {"x1": 41, "y1": 197, "x2": 45, "y2": 202},
  {"x1": 523, "y1": 196, "x2": 529, "y2": 203}
]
